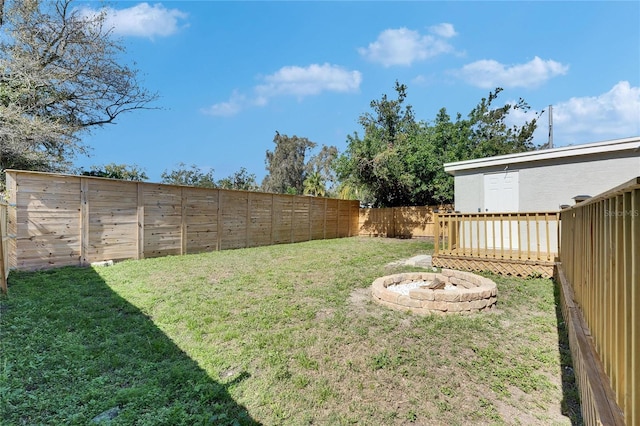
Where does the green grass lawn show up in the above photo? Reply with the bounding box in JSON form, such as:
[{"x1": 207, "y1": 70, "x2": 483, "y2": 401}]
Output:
[{"x1": 0, "y1": 237, "x2": 581, "y2": 425}]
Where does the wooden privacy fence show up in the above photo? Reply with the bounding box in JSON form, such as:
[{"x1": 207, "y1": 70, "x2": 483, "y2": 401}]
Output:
[
  {"x1": 432, "y1": 211, "x2": 560, "y2": 277},
  {"x1": 0, "y1": 200, "x2": 9, "y2": 294},
  {"x1": 557, "y1": 177, "x2": 639, "y2": 425},
  {"x1": 358, "y1": 205, "x2": 449, "y2": 238},
  {"x1": 5, "y1": 170, "x2": 359, "y2": 271}
]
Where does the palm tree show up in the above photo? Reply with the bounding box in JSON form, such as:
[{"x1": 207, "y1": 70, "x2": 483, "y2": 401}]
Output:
[{"x1": 303, "y1": 171, "x2": 326, "y2": 197}]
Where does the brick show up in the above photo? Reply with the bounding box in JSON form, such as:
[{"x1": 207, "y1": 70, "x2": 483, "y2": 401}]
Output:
[
  {"x1": 421, "y1": 300, "x2": 437, "y2": 310},
  {"x1": 409, "y1": 289, "x2": 434, "y2": 301},
  {"x1": 380, "y1": 290, "x2": 399, "y2": 304},
  {"x1": 371, "y1": 286, "x2": 383, "y2": 300},
  {"x1": 453, "y1": 270, "x2": 470, "y2": 280},
  {"x1": 433, "y1": 289, "x2": 448, "y2": 302},
  {"x1": 441, "y1": 269, "x2": 455, "y2": 277},
  {"x1": 404, "y1": 273, "x2": 423, "y2": 281},
  {"x1": 430, "y1": 301, "x2": 449, "y2": 311},
  {"x1": 447, "y1": 301, "x2": 469, "y2": 312},
  {"x1": 441, "y1": 291, "x2": 460, "y2": 302},
  {"x1": 469, "y1": 299, "x2": 488, "y2": 310},
  {"x1": 397, "y1": 295, "x2": 422, "y2": 308},
  {"x1": 419, "y1": 273, "x2": 436, "y2": 281},
  {"x1": 457, "y1": 280, "x2": 476, "y2": 289},
  {"x1": 468, "y1": 276, "x2": 483, "y2": 287},
  {"x1": 458, "y1": 289, "x2": 474, "y2": 302}
]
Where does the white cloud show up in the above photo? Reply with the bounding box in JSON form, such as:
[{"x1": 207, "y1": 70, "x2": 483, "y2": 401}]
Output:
[
  {"x1": 551, "y1": 81, "x2": 640, "y2": 142},
  {"x1": 457, "y1": 56, "x2": 569, "y2": 89},
  {"x1": 429, "y1": 23, "x2": 457, "y2": 38},
  {"x1": 358, "y1": 25, "x2": 456, "y2": 67},
  {"x1": 80, "y1": 3, "x2": 188, "y2": 38},
  {"x1": 506, "y1": 81, "x2": 640, "y2": 145},
  {"x1": 203, "y1": 63, "x2": 362, "y2": 117},
  {"x1": 200, "y1": 91, "x2": 246, "y2": 117},
  {"x1": 255, "y1": 63, "x2": 362, "y2": 98}
]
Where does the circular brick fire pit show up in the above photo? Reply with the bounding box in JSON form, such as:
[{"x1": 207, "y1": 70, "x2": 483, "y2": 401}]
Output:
[{"x1": 371, "y1": 269, "x2": 497, "y2": 315}]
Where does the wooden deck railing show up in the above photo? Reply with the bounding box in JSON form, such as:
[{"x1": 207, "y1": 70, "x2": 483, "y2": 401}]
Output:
[
  {"x1": 433, "y1": 211, "x2": 560, "y2": 277},
  {"x1": 558, "y1": 177, "x2": 639, "y2": 425}
]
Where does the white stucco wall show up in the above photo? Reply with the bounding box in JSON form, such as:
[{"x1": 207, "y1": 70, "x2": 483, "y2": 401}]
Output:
[
  {"x1": 517, "y1": 153, "x2": 639, "y2": 211},
  {"x1": 452, "y1": 150, "x2": 640, "y2": 213},
  {"x1": 453, "y1": 173, "x2": 483, "y2": 213}
]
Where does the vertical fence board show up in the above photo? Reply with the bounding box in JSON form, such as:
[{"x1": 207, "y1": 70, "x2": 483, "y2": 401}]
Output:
[
  {"x1": 220, "y1": 190, "x2": 248, "y2": 250},
  {"x1": 0, "y1": 202, "x2": 7, "y2": 294},
  {"x1": 143, "y1": 184, "x2": 182, "y2": 258},
  {"x1": 631, "y1": 188, "x2": 640, "y2": 426},
  {"x1": 137, "y1": 183, "x2": 144, "y2": 260},
  {"x1": 13, "y1": 174, "x2": 82, "y2": 269},
  {"x1": 558, "y1": 177, "x2": 639, "y2": 425},
  {"x1": 6, "y1": 173, "x2": 17, "y2": 270},
  {"x1": 358, "y1": 206, "x2": 441, "y2": 238},
  {"x1": 248, "y1": 192, "x2": 273, "y2": 248},
  {"x1": 4, "y1": 170, "x2": 359, "y2": 274},
  {"x1": 86, "y1": 179, "x2": 138, "y2": 263}
]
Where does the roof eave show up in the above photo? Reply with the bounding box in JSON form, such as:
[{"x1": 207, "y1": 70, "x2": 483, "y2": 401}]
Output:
[{"x1": 444, "y1": 136, "x2": 640, "y2": 175}]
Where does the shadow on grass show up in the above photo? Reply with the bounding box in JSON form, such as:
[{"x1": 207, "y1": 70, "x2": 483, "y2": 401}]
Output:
[
  {"x1": 0, "y1": 267, "x2": 260, "y2": 425},
  {"x1": 553, "y1": 280, "x2": 584, "y2": 425}
]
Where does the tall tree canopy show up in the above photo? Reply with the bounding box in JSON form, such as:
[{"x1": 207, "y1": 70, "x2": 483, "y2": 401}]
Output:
[
  {"x1": 336, "y1": 83, "x2": 541, "y2": 207},
  {"x1": 80, "y1": 163, "x2": 148, "y2": 181},
  {"x1": 161, "y1": 163, "x2": 216, "y2": 188},
  {"x1": 335, "y1": 82, "x2": 417, "y2": 207},
  {"x1": 261, "y1": 132, "x2": 315, "y2": 195},
  {"x1": 262, "y1": 132, "x2": 338, "y2": 196},
  {"x1": 0, "y1": 0, "x2": 157, "y2": 176},
  {"x1": 217, "y1": 167, "x2": 258, "y2": 191}
]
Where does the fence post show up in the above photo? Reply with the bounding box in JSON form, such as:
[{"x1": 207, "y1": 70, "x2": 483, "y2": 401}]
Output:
[
  {"x1": 0, "y1": 203, "x2": 7, "y2": 294},
  {"x1": 433, "y1": 213, "x2": 440, "y2": 256},
  {"x1": 80, "y1": 178, "x2": 89, "y2": 266},
  {"x1": 137, "y1": 182, "x2": 145, "y2": 260},
  {"x1": 247, "y1": 192, "x2": 252, "y2": 248},
  {"x1": 181, "y1": 188, "x2": 187, "y2": 255},
  {"x1": 217, "y1": 190, "x2": 223, "y2": 251}
]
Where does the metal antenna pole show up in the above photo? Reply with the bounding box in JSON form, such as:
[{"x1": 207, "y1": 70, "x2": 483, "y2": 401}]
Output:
[{"x1": 548, "y1": 105, "x2": 553, "y2": 148}]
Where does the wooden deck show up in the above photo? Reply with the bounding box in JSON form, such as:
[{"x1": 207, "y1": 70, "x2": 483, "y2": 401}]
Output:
[
  {"x1": 433, "y1": 212, "x2": 560, "y2": 278},
  {"x1": 433, "y1": 250, "x2": 557, "y2": 278}
]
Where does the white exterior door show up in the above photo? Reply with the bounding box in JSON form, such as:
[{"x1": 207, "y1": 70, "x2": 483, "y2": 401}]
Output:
[
  {"x1": 483, "y1": 171, "x2": 519, "y2": 249},
  {"x1": 484, "y1": 171, "x2": 519, "y2": 212}
]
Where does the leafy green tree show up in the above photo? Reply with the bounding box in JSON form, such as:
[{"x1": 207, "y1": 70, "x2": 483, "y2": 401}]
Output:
[
  {"x1": 217, "y1": 167, "x2": 258, "y2": 191},
  {"x1": 335, "y1": 82, "x2": 416, "y2": 207},
  {"x1": 466, "y1": 88, "x2": 539, "y2": 158},
  {"x1": 337, "y1": 84, "x2": 540, "y2": 207},
  {"x1": 0, "y1": 0, "x2": 156, "y2": 177},
  {"x1": 80, "y1": 163, "x2": 148, "y2": 181},
  {"x1": 161, "y1": 163, "x2": 216, "y2": 188},
  {"x1": 261, "y1": 132, "x2": 317, "y2": 195},
  {"x1": 305, "y1": 145, "x2": 338, "y2": 195},
  {"x1": 303, "y1": 171, "x2": 326, "y2": 197}
]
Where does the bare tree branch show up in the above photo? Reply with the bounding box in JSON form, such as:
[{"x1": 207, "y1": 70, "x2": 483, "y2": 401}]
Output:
[{"x1": 0, "y1": 0, "x2": 158, "y2": 176}]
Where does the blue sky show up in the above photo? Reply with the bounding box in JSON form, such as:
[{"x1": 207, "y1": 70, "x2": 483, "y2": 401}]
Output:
[{"x1": 74, "y1": 1, "x2": 640, "y2": 184}]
